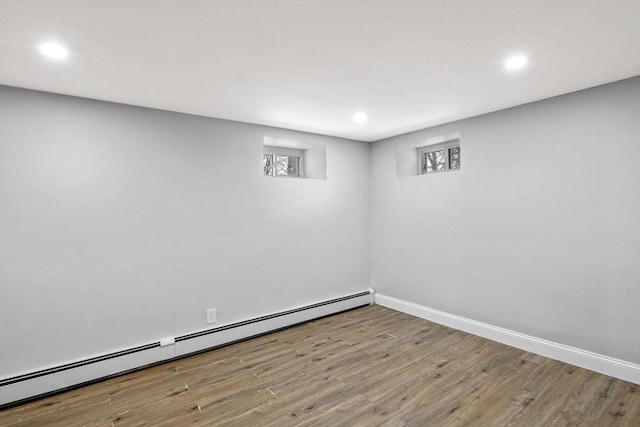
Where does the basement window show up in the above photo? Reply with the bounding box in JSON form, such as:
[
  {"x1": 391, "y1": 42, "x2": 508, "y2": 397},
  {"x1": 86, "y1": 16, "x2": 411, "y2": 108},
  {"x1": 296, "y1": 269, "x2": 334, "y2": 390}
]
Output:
[
  {"x1": 418, "y1": 140, "x2": 461, "y2": 174},
  {"x1": 262, "y1": 136, "x2": 327, "y2": 180},
  {"x1": 263, "y1": 147, "x2": 303, "y2": 178},
  {"x1": 263, "y1": 152, "x2": 301, "y2": 177}
]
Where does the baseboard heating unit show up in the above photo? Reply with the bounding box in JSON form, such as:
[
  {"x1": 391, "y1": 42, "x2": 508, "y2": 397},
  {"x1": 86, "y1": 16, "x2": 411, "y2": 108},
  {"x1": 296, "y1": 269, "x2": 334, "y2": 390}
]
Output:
[{"x1": 0, "y1": 290, "x2": 374, "y2": 408}]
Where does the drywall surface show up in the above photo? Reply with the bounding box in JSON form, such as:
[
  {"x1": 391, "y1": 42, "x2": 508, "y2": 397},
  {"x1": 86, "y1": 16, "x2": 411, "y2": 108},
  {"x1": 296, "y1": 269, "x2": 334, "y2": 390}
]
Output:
[
  {"x1": 371, "y1": 77, "x2": 640, "y2": 364},
  {"x1": 0, "y1": 86, "x2": 371, "y2": 376}
]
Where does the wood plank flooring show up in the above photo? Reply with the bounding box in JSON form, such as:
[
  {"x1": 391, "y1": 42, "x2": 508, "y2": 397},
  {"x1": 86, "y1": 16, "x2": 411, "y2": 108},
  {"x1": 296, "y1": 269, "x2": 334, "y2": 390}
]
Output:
[{"x1": 1, "y1": 305, "x2": 638, "y2": 426}]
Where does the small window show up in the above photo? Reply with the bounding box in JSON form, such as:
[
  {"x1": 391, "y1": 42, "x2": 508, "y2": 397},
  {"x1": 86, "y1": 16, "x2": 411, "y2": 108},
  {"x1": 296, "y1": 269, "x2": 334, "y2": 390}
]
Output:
[
  {"x1": 263, "y1": 148, "x2": 303, "y2": 178},
  {"x1": 263, "y1": 137, "x2": 326, "y2": 179},
  {"x1": 418, "y1": 140, "x2": 460, "y2": 174}
]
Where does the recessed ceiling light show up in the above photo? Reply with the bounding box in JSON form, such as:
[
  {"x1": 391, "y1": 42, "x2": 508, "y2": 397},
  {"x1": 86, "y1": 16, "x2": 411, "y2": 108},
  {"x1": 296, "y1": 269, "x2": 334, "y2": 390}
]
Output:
[
  {"x1": 353, "y1": 112, "x2": 367, "y2": 124},
  {"x1": 39, "y1": 42, "x2": 68, "y2": 59},
  {"x1": 504, "y1": 55, "x2": 528, "y2": 71}
]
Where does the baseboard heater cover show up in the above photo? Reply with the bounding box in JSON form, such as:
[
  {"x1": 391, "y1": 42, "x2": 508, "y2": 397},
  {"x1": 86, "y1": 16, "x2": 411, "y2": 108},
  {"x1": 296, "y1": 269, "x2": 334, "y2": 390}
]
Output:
[{"x1": 0, "y1": 290, "x2": 374, "y2": 408}]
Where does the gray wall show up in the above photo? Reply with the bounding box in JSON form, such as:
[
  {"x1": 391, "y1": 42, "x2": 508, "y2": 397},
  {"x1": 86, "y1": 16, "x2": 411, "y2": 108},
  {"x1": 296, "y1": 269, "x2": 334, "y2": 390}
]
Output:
[
  {"x1": 0, "y1": 86, "x2": 371, "y2": 376},
  {"x1": 371, "y1": 77, "x2": 640, "y2": 363},
  {"x1": 1, "y1": 77, "x2": 638, "y2": 378}
]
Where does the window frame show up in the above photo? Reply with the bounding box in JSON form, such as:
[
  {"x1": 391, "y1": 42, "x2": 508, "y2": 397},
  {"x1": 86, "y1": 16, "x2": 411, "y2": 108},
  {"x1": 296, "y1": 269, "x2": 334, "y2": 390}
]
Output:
[
  {"x1": 417, "y1": 139, "x2": 461, "y2": 175},
  {"x1": 263, "y1": 146, "x2": 304, "y2": 178}
]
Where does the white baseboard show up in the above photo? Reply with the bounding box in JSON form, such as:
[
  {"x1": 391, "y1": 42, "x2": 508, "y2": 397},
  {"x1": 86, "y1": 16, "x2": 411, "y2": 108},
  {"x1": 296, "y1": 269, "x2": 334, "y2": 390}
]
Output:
[
  {"x1": 0, "y1": 290, "x2": 374, "y2": 407},
  {"x1": 375, "y1": 293, "x2": 640, "y2": 385}
]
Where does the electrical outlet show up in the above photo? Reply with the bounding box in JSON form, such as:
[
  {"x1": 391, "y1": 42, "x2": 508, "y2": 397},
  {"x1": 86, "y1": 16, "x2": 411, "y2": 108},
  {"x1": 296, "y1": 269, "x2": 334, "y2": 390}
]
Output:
[{"x1": 206, "y1": 308, "x2": 216, "y2": 324}]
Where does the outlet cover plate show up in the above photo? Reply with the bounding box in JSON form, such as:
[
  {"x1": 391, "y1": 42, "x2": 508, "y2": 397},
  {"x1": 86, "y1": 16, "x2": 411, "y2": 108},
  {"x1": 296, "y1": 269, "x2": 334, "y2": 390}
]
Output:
[{"x1": 206, "y1": 308, "x2": 216, "y2": 324}]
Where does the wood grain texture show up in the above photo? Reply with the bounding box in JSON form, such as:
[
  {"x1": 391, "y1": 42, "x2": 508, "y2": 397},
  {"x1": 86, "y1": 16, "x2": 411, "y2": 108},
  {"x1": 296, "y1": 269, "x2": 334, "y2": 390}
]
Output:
[{"x1": 1, "y1": 305, "x2": 638, "y2": 426}]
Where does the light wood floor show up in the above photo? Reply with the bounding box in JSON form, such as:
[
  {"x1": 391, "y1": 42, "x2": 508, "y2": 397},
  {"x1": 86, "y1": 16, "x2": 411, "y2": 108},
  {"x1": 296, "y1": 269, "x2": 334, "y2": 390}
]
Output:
[{"x1": 1, "y1": 305, "x2": 638, "y2": 426}]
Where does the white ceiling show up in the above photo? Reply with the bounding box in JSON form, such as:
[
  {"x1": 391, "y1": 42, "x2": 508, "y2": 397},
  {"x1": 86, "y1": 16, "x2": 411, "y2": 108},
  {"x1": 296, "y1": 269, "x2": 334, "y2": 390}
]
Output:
[{"x1": 0, "y1": 0, "x2": 639, "y2": 142}]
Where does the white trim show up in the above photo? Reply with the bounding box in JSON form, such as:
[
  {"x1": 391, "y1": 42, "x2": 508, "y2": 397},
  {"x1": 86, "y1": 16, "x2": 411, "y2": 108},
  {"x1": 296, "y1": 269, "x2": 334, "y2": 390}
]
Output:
[
  {"x1": 0, "y1": 291, "x2": 374, "y2": 406},
  {"x1": 375, "y1": 293, "x2": 640, "y2": 385}
]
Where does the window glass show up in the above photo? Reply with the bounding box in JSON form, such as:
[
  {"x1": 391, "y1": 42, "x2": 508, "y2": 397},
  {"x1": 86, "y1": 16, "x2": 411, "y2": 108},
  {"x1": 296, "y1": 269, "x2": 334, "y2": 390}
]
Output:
[
  {"x1": 263, "y1": 153, "x2": 274, "y2": 176},
  {"x1": 276, "y1": 155, "x2": 300, "y2": 177},
  {"x1": 423, "y1": 150, "x2": 446, "y2": 173},
  {"x1": 449, "y1": 147, "x2": 460, "y2": 170}
]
